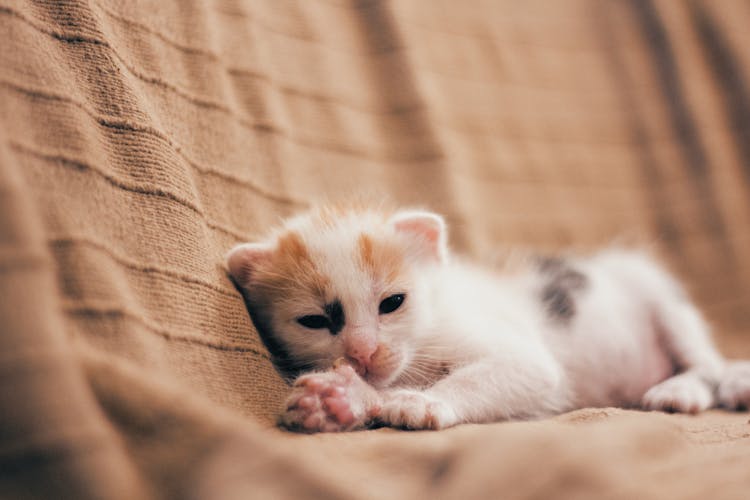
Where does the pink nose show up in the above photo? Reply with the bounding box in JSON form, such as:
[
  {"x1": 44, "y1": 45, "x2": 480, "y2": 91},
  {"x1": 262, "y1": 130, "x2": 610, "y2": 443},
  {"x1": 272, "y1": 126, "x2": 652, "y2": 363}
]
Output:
[{"x1": 345, "y1": 334, "x2": 378, "y2": 370}]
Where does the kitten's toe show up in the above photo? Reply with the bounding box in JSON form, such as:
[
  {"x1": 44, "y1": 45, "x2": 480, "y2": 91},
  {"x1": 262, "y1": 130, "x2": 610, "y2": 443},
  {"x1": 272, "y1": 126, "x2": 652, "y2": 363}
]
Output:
[
  {"x1": 279, "y1": 386, "x2": 320, "y2": 432},
  {"x1": 322, "y1": 394, "x2": 355, "y2": 425},
  {"x1": 642, "y1": 374, "x2": 713, "y2": 414},
  {"x1": 278, "y1": 406, "x2": 317, "y2": 432},
  {"x1": 380, "y1": 390, "x2": 456, "y2": 430},
  {"x1": 718, "y1": 361, "x2": 750, "y2": 411},
  {"x1": 281, "y1": 368, "x2": 372, "y2": 432}
]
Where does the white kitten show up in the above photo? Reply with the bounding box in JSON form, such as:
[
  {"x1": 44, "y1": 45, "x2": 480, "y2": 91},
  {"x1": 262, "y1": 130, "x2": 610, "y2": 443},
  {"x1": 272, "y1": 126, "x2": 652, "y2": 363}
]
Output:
[{"x1": 226, "y1": 206, "x2": 750, "y2": 432}]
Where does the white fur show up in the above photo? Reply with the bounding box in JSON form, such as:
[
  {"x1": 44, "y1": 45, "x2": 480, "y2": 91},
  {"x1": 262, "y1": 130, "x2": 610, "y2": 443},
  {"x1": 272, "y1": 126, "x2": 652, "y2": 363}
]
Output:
[{"x1": 227, "y1": 209, "x2": 750, "y2": 432}]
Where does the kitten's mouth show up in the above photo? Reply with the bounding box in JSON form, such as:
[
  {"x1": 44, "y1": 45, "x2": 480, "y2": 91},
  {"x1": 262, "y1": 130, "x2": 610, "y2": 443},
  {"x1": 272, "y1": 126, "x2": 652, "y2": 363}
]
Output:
[
  {"x1": 361, "y1": 345, "x2": 405, "y2": 389},
  {"x1": 335, "y1": 345, "x2": 404, "y2": 388},
  {"x1": 334, "y1": 357, "x2": 373, "y2": 380},
  {"x1": 346, "y1": 359, "x2": 369, "y2": 378}
]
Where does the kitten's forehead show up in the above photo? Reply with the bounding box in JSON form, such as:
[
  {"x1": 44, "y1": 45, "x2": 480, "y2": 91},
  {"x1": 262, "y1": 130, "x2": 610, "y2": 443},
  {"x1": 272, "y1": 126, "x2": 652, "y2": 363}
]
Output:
[
  {"x1": 277, "y1": 210, "x2": 404, "y2": 301},
  {"x1": 258, "y1": 230, "x2": 329, "y2": 299}
]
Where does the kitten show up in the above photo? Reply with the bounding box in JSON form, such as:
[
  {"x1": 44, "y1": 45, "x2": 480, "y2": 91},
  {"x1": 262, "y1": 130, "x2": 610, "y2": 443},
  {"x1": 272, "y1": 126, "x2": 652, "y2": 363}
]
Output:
[{"x1": 226, "y1": 206, "x2": 750, "y2": 432}]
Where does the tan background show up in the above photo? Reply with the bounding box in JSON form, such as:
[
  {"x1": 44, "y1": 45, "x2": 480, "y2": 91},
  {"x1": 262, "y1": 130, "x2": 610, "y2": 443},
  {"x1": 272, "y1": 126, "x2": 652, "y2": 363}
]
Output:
[{"x1": 1, "y1": 1, "x2": 749, "y2": 498}]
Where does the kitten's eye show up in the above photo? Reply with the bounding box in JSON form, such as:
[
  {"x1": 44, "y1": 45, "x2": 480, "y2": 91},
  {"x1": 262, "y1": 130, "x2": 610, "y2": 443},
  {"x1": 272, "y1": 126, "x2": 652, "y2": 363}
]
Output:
[
  {"x1": 297, "y1": 315, "x2": 329, "y2": 329},
  {"x1": 379, "y1": 294, "x2": 405, "y2": 314}
]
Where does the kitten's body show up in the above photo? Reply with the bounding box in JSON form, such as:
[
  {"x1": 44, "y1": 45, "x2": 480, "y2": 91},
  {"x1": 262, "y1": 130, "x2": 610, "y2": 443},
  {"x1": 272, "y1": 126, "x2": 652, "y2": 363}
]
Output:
[{"x1": 227, "y1": 206, "x2": 750, "y2": 432}]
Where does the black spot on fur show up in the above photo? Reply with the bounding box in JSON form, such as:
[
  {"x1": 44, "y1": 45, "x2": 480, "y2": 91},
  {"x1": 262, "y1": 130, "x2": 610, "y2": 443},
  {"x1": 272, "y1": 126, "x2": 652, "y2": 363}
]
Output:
[
  {"x1": 536, "y1": 256, "x2": 588, "y2": 324},
  {"x1": 237, "y1": 292, "x2": 301, "y2": 379},
  {"x1": 325, "y1": 300, "x2": 345, "y2": 335},
  {"x1": 228, "y1": 275, "x2": 312, "y2": 381}
]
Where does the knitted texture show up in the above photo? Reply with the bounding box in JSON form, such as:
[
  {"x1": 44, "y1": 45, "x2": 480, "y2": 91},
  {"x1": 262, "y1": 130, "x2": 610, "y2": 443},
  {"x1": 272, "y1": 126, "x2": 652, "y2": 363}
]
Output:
[{"x1": 1, "y1": 1, "x2": 749, "y2": 498}]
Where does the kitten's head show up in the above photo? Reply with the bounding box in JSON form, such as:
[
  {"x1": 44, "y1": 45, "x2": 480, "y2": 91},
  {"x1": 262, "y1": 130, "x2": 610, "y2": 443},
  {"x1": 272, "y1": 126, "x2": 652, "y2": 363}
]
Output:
[{"x1": 226, "y1": 206, "x2": 447, "y2": 388}]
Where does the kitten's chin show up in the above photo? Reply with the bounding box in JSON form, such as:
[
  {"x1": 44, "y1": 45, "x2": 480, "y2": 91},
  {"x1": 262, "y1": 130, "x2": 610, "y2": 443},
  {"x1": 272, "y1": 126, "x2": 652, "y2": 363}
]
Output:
[{"x1": 365, "y1": 371, "x2": 401, "y2": 389}]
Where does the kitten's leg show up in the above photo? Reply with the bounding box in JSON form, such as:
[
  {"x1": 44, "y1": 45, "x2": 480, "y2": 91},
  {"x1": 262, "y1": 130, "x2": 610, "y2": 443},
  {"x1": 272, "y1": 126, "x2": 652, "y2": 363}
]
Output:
[
  {"x1": 717, "y1": 361, "x2": 750, "y2": 410},
  {"x1": 280, "y1": 362, "x2": 381, "y2": 432},
  {"x1": 642, "y1": 299, "x2": 725, "y2": 413},
  {"x1": 379, "y1": 350, "x2": 565, "y2": 430}
]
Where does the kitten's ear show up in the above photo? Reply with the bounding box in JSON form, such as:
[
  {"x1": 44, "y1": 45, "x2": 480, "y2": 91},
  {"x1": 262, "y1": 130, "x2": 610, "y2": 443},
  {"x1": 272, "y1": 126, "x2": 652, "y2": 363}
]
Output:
[
  {"x1": 226, "y1": 242, "x2": 273, "y2": 287},
  {"x1": 390, "y1": 210, "x2": 448, "y2": 262}
]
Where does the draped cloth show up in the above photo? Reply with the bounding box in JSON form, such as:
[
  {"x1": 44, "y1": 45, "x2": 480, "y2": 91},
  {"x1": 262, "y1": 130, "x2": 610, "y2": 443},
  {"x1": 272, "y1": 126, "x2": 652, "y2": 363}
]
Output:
[{"x1": 1, "y1": 1, "x2": 749, "y2": 498}]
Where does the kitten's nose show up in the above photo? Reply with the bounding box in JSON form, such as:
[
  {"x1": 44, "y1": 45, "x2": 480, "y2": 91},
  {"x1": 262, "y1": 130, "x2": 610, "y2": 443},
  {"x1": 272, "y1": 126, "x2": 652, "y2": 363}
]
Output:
[{"x1": 345, "y1": 331, "x2": 378, "y2": 372}]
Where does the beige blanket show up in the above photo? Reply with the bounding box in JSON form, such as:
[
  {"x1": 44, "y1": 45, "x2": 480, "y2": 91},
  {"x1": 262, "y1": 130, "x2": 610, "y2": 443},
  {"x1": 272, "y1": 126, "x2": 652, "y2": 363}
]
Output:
[{"x1": 1, "y1": 0, "x2": 749, "y2": 498}]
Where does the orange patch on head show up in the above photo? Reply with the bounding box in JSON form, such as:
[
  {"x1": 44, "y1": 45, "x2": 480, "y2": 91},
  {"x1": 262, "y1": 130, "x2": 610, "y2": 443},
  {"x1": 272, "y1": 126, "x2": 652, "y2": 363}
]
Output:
[
  {"x1": 359, "y1": 233, "x2": 375, "y2": 270},
  {"x1": 358, "y1": 233, "x2": 403, "y2": 282},
  {"x1": 277, "y1": 231, "x2": 309, "y2": 262},
  {"x1": 254, "y1": 230, "x2": 329, "y2": 298}
]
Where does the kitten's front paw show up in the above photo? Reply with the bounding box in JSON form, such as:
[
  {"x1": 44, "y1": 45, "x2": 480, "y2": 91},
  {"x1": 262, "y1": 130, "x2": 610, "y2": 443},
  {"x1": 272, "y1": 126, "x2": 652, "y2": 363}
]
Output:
[
  {"x1": 379, "y1": 390, "x2": 457, "y2": 430},
  {"x1": 280, "y1": 364, "x2": 378, "y2": 433},
  {"x1": 642, "y1": 373, "x2": 714, "y2": 414},
  {"x1": 718, "y1": 361, "x2": 750, "y2": 410}
]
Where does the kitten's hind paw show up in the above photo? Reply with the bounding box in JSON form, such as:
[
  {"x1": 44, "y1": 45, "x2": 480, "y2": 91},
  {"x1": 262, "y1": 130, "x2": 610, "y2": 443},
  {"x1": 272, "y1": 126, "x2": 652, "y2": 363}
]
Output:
[
  {"x1": 642, "y1": 372, "x2": 714, "y2": 414},
  {"x1": 280, "y1": 363, "x2": 379, "y2": 433},
  {"x1": 718, "y1": 361, "x2": 750, "y2": 411}
]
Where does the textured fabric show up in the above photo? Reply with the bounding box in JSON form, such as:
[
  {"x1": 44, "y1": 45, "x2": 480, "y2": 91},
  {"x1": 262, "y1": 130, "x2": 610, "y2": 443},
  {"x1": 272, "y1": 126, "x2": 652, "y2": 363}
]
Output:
[{"x1": 1, "y1": 0, "x2": 749, "y2": 498}]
